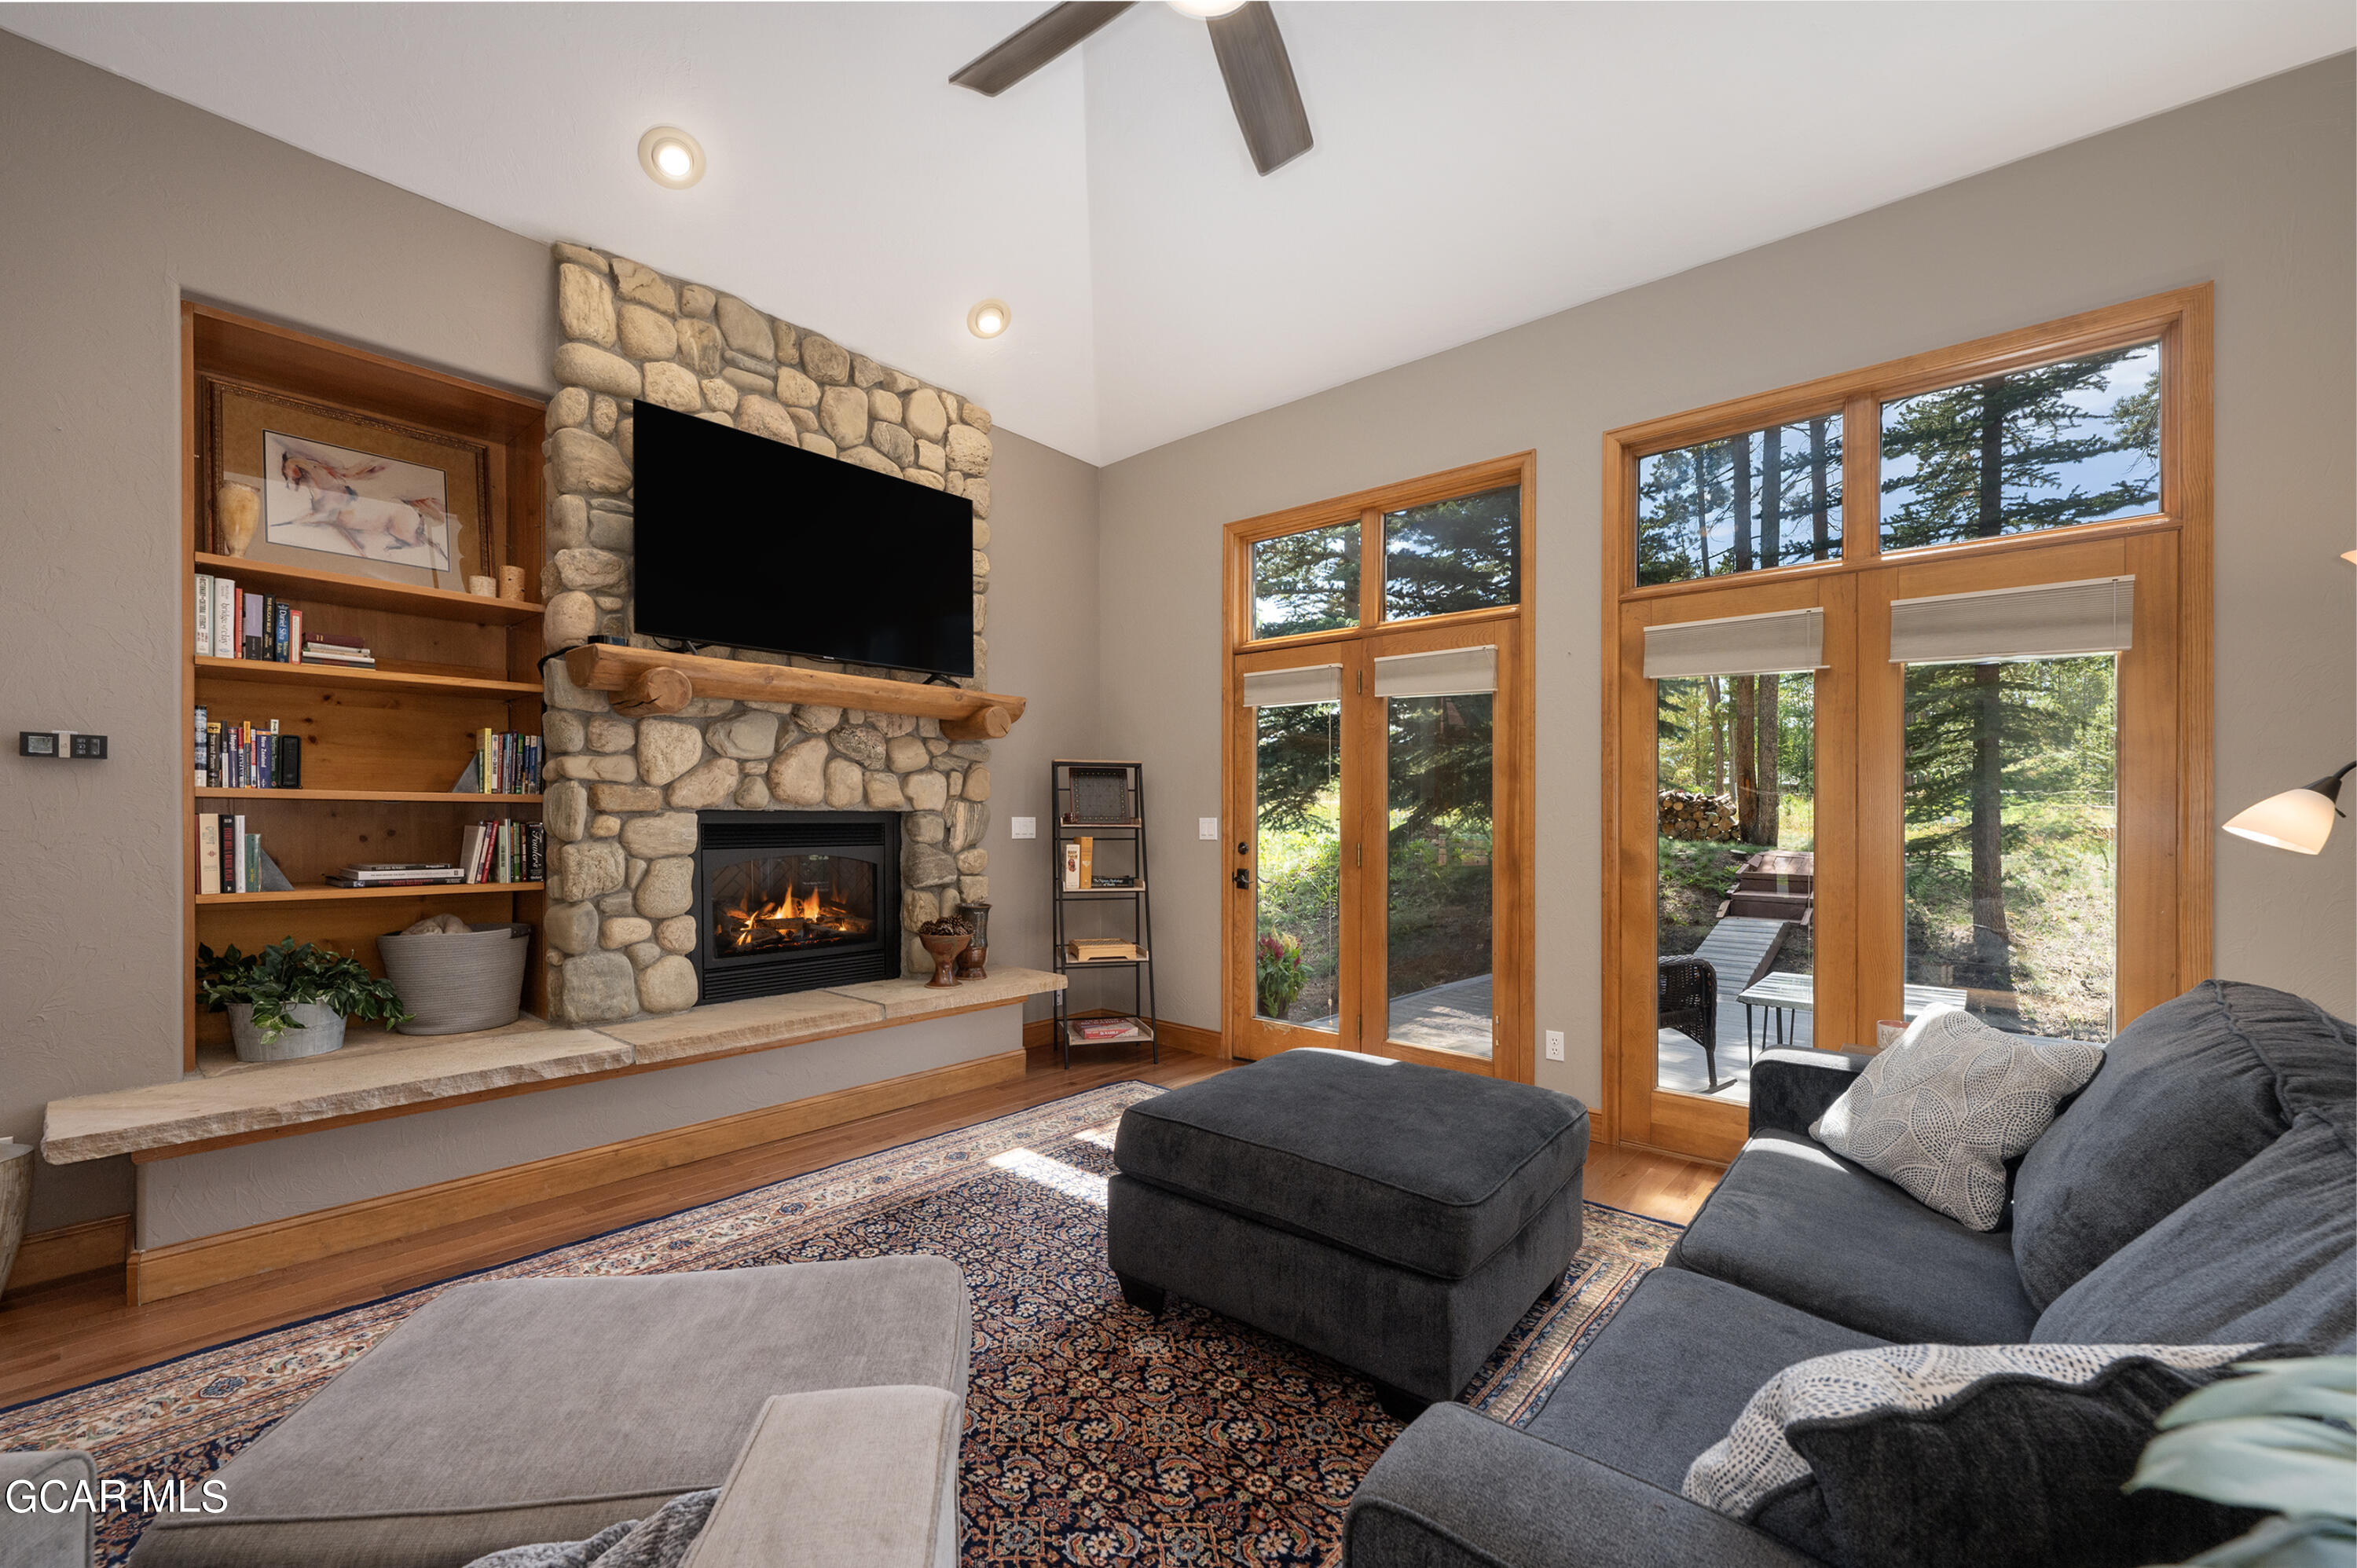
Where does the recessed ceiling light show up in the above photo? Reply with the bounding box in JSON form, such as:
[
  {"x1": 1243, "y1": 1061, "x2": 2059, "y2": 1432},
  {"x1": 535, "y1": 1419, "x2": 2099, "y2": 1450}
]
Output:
[
  {"x1": 1167, "y1": 0, "x2": 1248, "y2": 16},
  {"x1": 637, "y1": 126, "x2": 705, "y2": 189},
  {"x1": 967, "y1": 299, "x2": 1012, "y2": 339}
]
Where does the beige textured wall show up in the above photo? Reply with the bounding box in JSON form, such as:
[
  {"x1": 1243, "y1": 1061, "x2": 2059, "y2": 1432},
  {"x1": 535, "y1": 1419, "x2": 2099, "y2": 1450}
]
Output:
[
  {"x1": 0, "y1": 29, "x2": 1105, "y2": 1235},
  {"x1": 1094, "y1": 56, "x2": 2357, "y2": 1108}
]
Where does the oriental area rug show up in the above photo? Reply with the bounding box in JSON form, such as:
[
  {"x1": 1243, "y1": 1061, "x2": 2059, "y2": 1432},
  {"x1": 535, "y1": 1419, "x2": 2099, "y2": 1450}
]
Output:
[{"x1": 0, "y1": 1082, "x2": 1681, "y2": 1566}]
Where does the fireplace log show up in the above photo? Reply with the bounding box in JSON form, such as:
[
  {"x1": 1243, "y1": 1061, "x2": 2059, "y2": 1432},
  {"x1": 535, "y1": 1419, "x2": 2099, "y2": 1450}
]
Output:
[
  {"x1": 611, "y1": 665, "x2": 696, "y2": 716},
  {"x1": 940, "y1": 704, "x2": 1012, "y2": 741}
]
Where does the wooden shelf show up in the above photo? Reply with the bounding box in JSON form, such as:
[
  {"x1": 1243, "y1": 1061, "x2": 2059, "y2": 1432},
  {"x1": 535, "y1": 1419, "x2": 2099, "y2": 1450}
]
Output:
[
  {"x1": 196, "y1": 882, "x2": 543, "y2": 906},
  {"x1": 194, "y1": 553, "x2": 544, "y2": 625},
  {"x1": 195, "y1": 655, "x2": 542, "y2": 699},
  {"x1": 563, "y1": 643, "x2": 1027, "y2": 738},
  {"x1": 192, "y1": 789, "x2": 543, "y2": 804},
  {"x1": 1061, "y1": 885, "x2": 1146, "y2": 896}
]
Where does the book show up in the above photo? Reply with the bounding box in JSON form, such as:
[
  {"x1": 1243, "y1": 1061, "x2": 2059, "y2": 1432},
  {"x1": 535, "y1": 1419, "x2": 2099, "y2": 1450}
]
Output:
[
  {"x1": 1063, "y1": 841, "x2": 1081, "y2": 892},
  {"x1": 194, "y1": 574, "x2": 211, "y2": 658},
  {"x1": 1067, "y1": 938, "x2": 1142, "y2": 962},
  {"x1": 324, "y1": 874, "x2": 464, "y2": 888},
  {"x1": 234, "y1": 814, "x2": 250, "y2": 894},
  {"x1": 273, "y1": 601, "x2": 291, "y2": 662},
  {"x1": 192, "y1": 704, "x2": 208, "y2": 789},
  {"x1": 1079, "y1": 836, "x2": 1094, "y2": 890},
  {"x1": 1075, "y1": 1017, "x2": 1146, "y2": 1042},
  {"x1": 289, "y1": 607, "x2": 303, "y2": 664},
  {"x1": 212, "y1": 577, "x2": 233, "y2": 658},
  {"x1": 196, "y1": 815, "x2": 221, "y2": 896}
]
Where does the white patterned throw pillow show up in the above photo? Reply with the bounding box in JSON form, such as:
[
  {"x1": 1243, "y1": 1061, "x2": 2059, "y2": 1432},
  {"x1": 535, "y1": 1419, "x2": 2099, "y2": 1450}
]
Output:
[
  {"x1": 1683, "y1": 1342, "x2": 2261, "y2": 1520},
  {"x1": 1810, "y1": 1007, "x2": 2102, "y2": 1229}
]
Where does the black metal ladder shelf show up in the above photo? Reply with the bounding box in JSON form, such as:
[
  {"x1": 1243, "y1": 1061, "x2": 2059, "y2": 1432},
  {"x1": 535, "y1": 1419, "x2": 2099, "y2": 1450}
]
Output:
[{"x1": 1047, "y1": 760, "x2": 1158, "y2": 1068}]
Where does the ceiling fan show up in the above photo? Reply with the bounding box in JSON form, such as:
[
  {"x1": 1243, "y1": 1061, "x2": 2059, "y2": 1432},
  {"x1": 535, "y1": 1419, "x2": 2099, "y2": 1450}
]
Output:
[{"x1": 950, "y1": 1, "x2": 1313, "y2": 176}]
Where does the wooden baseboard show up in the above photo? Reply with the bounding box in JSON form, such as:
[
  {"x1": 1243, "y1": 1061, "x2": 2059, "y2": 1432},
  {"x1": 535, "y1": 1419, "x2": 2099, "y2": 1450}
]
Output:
[
  {"x1": 1023, "y1": 1011, "x2": 1226, "y2": 1059},
  {"x1": 124, "y1": 1047, "x2": 1028, "y2": 1306},
  {"x1": 5, "y1": 1214, "x2": 131, "y2": 1296}
]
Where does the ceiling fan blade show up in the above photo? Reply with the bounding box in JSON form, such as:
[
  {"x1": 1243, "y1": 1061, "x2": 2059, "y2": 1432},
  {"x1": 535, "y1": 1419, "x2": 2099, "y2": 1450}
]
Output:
[
  {"x1": 950, "y1": 2, "x2": 1135, "y2": 96},
  {"x1": 1207, "y1": 1, "x2": 1312, "y2": 176}
]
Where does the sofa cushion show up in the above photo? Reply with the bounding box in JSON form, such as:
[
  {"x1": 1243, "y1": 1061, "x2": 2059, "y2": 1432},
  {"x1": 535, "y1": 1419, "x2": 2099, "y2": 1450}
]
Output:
[
  {"x1": 1524, "y1": 1267, "x2": 1882, "y2": 1492},
  {"x1": 2034, "y1": 1110, "x2": 2356, "y2": 1351},
  {"x1": 1112, "y1": 1048, "x2": 1589, "y2": 1279},
  {"x1": 1812, "y1": 1009, "x2": 2102, "y2": 1231},
  {"x1": 130, "y1": 1257, "x2": 972, "y2": 1568},
  {"x1": 1671, "y1": 1130, "x2": 2039, "y2": 1343},
  {"x1": 2012, "y1": 981, "x2": 2356, "y2": 1310},
  {"x1": 1683, "y1": 1343, "x2": 2268, "y2": 1568}
]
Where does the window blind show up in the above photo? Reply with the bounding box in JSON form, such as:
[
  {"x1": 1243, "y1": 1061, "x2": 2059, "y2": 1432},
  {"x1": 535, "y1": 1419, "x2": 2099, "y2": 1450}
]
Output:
[
  {"x1": 1888, "y1": 576, "x2": 2134, "y2": 664},
  {"x1": 1240, "y1": 664, "x2": 1343, "y2": 707},
  {"x1": 1372, "y1": 646, "x2": 1497, "y2": 698},
  {"x1": 1643, "y1": 608, "x2": 1824, "y2": 680}
]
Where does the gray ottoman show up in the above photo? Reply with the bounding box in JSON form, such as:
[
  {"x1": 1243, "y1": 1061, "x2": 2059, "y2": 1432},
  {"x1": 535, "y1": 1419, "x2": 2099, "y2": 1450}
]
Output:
[{"x1": 1108, "y1": 1048, "x2": 1589, "y2": 1416}]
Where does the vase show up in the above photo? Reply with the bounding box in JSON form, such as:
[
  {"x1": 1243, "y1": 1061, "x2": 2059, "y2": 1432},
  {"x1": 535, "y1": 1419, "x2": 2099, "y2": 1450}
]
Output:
[
  {"x1": 918, "y1": 932, "x2": 969, "y2": 989},
  {"x1": 217, "y1": 483, "x2": 260, "y2": 558},
  {"x1": 228, "y1": 1001, "x2": 347, "y2": 1062},
  {"x1": 1259, "y1": 988, "x2": 1296, "y2": 1020},
  {"x1": 955, "y1": 900, "x2": 992, "y2": 980}
]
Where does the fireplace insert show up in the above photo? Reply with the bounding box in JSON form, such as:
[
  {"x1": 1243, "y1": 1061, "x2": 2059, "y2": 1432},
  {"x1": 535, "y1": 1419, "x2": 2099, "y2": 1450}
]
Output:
[{"x1": 692, "y1": 811, "x2": 900, "y2": 1002}]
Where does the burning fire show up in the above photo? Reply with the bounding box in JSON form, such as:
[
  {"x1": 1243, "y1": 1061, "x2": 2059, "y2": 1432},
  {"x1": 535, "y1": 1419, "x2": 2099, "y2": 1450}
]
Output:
[{"x1": 719, "y1": 881, "x2": 868, "y2": 952}]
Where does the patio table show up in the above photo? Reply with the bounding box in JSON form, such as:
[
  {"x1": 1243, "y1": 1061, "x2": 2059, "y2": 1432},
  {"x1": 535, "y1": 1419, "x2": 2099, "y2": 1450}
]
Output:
[{"x1": 1733, "y1": 973, "x2": 1969, "y2": 1053}]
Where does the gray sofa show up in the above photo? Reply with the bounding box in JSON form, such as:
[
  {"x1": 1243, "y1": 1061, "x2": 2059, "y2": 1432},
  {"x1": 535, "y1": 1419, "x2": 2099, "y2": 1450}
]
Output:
[
  {"x1": 1345, "y1": 980, "x2": 2357, "y2": 1568},
  {"x1": 0, "y1": 1449, "x2": 97, "y2": 1568},
  {"x1": 128, "y1": 1255, "x2": 970, "y2": 1568}
]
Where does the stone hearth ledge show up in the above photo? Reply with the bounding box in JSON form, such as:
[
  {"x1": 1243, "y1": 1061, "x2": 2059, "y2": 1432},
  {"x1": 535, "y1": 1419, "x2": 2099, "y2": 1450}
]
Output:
[{"x1": 42, "y1": 969, "x2": 1066, "y2": 1163}]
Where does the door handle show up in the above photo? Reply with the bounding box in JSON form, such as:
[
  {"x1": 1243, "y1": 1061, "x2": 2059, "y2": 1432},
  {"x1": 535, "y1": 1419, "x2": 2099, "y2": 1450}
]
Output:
[{"x1": 1233, "y1": 868, "x2": 1251, "y2": 889}]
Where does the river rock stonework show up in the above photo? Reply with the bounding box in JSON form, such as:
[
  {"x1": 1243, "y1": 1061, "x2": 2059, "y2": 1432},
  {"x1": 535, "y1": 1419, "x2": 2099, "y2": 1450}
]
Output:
[{"x1": 540, "y1": 242, "x2": 995, "y2": 1025}]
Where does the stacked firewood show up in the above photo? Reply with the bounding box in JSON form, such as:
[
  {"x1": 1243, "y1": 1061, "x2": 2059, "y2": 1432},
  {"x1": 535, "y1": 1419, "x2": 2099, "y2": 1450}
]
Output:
[{"x1": 1658, "y1": 789, "x2": 1740, "y2": 842}]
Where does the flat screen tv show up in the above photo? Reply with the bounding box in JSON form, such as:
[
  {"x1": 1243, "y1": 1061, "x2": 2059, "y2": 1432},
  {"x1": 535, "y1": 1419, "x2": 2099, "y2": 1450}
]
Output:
[{"x1": 632, "y1": 401, "x2": 977, "y2": 678}]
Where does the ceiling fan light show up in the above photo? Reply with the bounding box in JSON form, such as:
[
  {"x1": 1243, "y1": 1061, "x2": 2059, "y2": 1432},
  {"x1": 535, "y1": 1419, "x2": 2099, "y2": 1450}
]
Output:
[
  {"x1": 636, "y1": 126, "x2": 705, "y2": 189},
  {"x1": 967, "y1": 299, "x2": 1011, "y2": 339},
  {"x1": 1168, "y1": 0, "x2": 1249, "y2": 16}
]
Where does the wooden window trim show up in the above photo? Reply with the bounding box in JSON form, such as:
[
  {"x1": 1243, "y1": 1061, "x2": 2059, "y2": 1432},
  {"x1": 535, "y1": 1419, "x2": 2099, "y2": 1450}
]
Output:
[
  {"x1": 1222, "y1": 453, "x2": 1538, "y2": 1083},
  {"x1": 1600, "y1": 288, "x2": 2212, "y2": 1160}
]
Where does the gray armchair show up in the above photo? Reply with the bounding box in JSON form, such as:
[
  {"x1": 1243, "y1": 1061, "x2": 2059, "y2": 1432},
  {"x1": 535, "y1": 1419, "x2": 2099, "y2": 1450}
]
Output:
[{"x1": 1, "y1": 1449, "x2": 96, "y2": 1568}]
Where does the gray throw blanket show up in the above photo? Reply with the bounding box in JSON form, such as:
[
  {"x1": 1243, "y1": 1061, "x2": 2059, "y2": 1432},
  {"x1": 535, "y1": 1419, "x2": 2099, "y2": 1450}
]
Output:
[{"x1": 464, "y1": 1490, "x2": 719, "y2": 1568}]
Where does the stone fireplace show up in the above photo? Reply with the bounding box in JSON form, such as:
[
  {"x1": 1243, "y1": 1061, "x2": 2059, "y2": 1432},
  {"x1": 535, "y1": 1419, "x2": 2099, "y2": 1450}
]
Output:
[{"x1": 537, "y1": 241, "x2": 994, "y2": 1026}]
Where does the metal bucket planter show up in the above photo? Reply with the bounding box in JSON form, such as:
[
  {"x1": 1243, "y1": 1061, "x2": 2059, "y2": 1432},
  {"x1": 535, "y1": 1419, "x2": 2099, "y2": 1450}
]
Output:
[
  {"x1": 229, "y1": 1000, "x2": 348, "y2": 1062},
  {"x1": 379, "y1": 922, "x2": 532, "y2": 1035}
]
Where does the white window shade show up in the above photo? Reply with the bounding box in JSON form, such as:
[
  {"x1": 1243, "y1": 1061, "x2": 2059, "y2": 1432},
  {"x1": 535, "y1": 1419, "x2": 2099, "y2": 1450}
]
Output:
[
  {"x1": 1240, "y1": 664, "x2": 1343, "y2": 708},
  {"x1": 1373, "y1": 646, "x2": 1497, "y2": 698},
  {"x1": 1889, "y1": 577, "x2": 2134, "y2": 664},
  {"x1": 1644, "y1": 608, "x2": 1824, "y2": 680}
]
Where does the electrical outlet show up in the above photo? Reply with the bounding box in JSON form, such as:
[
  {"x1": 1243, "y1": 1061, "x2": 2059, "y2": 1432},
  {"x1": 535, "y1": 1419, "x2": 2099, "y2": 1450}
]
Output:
[
  {"x1": 1010, "y1": 816, "x2": 1037, "y2": 840},
  {"x1": 1545, "y1": 1029, "x2": 1565, "y2": 1062},
  {"x1": 1199, "y1": 817, "x2": 1219, "y2": 841}
]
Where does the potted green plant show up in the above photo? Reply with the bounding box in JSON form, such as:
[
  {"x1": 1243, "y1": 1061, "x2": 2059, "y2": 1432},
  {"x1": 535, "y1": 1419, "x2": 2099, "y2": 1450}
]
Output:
[
  {"x1": 1256, "y1": 932, "x2": 1307, "y2": 1020},
  {"x1": 2128, "y1": 1355, "x2": 2355, "y2": 1566},
  {"x1": 197, "y1": 938, "x2": 409, "y2": 1062}
]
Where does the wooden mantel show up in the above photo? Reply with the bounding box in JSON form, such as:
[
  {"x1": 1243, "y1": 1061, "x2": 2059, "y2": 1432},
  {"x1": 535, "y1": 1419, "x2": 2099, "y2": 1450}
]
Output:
[{"x1": 563, "y1": 643, "x2": 1028, "y2": 739}]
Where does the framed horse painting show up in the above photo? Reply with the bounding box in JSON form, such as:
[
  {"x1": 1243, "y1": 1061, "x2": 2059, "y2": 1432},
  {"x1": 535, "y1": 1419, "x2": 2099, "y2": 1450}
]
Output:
[{"x1": 200, "y1": 377, "x2": 493, "y2": 592}]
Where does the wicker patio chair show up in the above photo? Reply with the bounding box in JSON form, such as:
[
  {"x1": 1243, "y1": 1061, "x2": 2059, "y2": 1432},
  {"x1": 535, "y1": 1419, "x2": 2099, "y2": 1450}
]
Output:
[{"x1": 1657, "y1": 955, "x2": 1722, "y2": 1090}]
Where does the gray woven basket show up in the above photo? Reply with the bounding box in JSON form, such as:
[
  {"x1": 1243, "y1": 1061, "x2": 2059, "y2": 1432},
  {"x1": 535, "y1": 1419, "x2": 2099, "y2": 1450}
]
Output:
[{"x1": 379, "y1": 921, "x2": 532, "y2": 1035}]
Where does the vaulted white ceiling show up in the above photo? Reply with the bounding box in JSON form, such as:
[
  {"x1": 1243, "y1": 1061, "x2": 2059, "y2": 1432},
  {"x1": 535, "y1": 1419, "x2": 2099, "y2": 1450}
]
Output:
[{"x1": 6, "y1": 2, "x2": 2349, "y2": 463}]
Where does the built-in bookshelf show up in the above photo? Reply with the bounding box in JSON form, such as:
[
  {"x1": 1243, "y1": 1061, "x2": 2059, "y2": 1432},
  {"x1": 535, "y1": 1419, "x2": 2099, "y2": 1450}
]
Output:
[{"x1": 180, "y1": 303, "x2": 549, "y2": 1068}]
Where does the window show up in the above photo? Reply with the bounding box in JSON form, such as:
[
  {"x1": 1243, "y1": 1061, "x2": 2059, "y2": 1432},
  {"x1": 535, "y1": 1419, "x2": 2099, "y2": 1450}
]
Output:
[
  {"x1": 1604, "y1": 289, "x2": 2209, "y2": 1163},
  {"x1": 1637, "y1": 416, "x2": 1844, "y2": 585},
  {"x1": 1384, "y1": 485, "x2": 1520, "y2": 618},
  {"x1": 1250, "y1": 522, "x2": 1359, "y2": 639},
  {"x1": 1880, "y1": 342, "x2": 2160, "y2": 551},
  {"x1": 1226, "y1": 456, "x2": 1536, "y2": 1081}
]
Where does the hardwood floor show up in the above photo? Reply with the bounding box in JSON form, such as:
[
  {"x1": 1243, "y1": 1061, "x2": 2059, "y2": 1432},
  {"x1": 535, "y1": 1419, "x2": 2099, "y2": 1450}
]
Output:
[{"x1": 0, "y1": 1044, "x2": 1721, "y2": 1409}]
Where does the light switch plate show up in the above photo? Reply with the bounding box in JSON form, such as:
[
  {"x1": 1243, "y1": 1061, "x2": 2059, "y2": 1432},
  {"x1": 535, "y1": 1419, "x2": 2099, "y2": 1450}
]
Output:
[
  {"x1": 1545, "y1": 1030, "x2": 1565, "y2": 1062},
  {"x1": 1010, "y1": 816, "x2": 1037, "y2": 840},
  {"x1": 1198, "y1": 818, "x2": 1219, "y2": 841}
]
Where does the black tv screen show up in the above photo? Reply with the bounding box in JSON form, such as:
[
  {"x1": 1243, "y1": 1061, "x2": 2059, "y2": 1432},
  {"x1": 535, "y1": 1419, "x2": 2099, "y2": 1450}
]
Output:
[{"x1": 632, "y1": 401, "x2": 976, "y2": 678}]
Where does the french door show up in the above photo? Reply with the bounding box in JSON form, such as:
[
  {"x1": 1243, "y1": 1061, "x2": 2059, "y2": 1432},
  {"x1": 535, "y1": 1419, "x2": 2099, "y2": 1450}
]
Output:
[
  {"x1": 1603, "y1": 289, "x2": 2212, "y2": 1162},
  {"x1": 1222, "y1": 457, "x2": 1535, "y2": 1080}
]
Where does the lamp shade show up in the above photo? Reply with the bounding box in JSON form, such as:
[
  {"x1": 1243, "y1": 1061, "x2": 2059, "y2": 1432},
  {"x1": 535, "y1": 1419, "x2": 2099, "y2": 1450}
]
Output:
[{"x1": 2222, "y1": 764, "x2": 2352, "y2": 855}]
